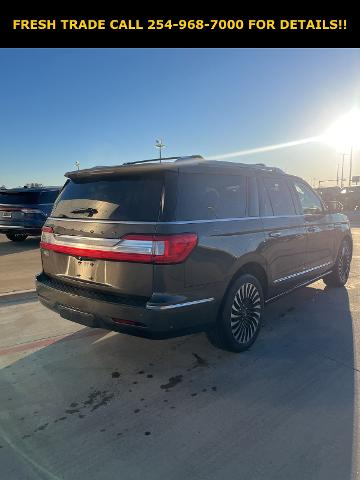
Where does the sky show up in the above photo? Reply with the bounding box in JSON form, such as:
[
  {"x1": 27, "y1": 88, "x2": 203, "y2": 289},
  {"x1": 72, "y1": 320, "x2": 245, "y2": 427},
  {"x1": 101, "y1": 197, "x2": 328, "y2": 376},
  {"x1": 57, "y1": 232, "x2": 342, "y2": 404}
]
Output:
[{"x1": 0, "y1": 48, "x2": 359, "y2": 188}]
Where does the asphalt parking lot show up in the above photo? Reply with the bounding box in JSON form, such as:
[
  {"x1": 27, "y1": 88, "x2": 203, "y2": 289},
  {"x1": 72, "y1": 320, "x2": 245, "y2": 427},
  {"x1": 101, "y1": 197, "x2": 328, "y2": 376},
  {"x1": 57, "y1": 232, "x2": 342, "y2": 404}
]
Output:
[
  {"x1": 0, "y1": 235, "x2": 41, "y2": 294},
  {"x1": 1, "y1": 230, "x2": 360, "y2": 479}
]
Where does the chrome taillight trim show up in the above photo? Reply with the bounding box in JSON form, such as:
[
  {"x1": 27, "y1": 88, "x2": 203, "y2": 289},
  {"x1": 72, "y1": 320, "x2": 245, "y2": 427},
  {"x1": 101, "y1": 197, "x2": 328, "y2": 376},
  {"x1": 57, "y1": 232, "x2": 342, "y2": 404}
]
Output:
[
  {"x1": 42, "y1": 232, "x2": 157, "y2": 255},
  {"x1": 52, "y1": 234, "x2": 120, "y2": 248}
]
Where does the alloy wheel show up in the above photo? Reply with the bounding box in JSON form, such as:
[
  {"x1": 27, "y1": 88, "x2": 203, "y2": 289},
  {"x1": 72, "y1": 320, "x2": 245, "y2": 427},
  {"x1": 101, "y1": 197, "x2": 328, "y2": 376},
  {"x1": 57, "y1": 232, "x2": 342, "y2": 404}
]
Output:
[
  {"x1": 230, "y1": 283, "x2": 261, "y2": 344},
  {"x1": 338, "y1": 242, "x2": 351, "y2": 283}
]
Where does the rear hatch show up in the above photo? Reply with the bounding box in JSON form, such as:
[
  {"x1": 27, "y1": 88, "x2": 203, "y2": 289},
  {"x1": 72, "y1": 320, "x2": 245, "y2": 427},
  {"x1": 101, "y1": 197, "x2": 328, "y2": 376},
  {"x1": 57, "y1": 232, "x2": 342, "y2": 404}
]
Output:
[
  {"x1": 41, "y1": 170, "x2": 167, "y2": 299},
  {"x1": 0, "y1": 190, "x2": 44, "y2": 228}
]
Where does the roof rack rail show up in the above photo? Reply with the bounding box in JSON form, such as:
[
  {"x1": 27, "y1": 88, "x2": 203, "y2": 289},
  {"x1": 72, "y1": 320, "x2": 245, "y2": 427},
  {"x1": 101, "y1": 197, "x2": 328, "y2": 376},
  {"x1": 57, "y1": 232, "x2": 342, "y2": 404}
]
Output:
[
  {"x1": 123, "y1": 155, "x2": 204, "y2": 166},
  {"x1": 253, "y1": 163, "x2": 285, "y2": 174},
  {"x1": 175, "y1": 155, "x2": 204, "y2": 162}
]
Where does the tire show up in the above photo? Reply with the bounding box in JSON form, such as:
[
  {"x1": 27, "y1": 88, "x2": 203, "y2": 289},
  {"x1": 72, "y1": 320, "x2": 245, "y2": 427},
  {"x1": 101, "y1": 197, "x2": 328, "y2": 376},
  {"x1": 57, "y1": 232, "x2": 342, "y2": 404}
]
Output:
[
  {"x1": 323, "y1": 238, "x2": 352, "y2": 287},
  {"x1": 6, "y1": 233, "x2": 28, "y2": 242},
  {"x1": 207, "y1": 274, "x2": 264, "y2": 352}
]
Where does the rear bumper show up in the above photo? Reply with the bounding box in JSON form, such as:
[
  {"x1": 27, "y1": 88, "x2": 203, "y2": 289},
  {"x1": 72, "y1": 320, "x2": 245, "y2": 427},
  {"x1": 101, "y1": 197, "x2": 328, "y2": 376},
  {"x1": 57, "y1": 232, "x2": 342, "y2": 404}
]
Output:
[
  {"x1": 35, "y1": 273, "x2": 217, "y2": 339},
  {"x1": 0, "y1": 224, "x2": 42, "y2": 235}
]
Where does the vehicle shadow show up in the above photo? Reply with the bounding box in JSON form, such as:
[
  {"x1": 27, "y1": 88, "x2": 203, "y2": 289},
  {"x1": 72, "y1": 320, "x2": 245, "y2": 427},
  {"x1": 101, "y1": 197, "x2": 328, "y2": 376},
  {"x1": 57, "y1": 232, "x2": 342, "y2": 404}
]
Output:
[
  {"x1": 0, "y1": 282, "x2": 355, "y2": 480},
  {"x1": 0, "y1": 236, "x2": 40, "y2": 256}
]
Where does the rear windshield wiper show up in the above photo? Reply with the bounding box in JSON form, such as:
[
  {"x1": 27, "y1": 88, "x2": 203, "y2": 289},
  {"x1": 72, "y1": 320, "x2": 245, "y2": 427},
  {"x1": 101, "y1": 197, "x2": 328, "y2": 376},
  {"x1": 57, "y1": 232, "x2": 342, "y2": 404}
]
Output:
[{"x1": 70, "y1": 207, "x2": 98, "y2": 217}]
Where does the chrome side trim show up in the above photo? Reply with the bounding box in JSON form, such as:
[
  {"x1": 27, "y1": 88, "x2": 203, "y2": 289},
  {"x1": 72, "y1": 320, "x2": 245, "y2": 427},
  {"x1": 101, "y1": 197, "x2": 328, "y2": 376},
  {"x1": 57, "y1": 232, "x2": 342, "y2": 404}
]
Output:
[
  {"x1": 266, "y1": 271, "x2": 332, "y2": 304},
  {"x1": 146, "y1": 297, "x2": 214, "y2": 311},
  {"x1": 273, "y1": 261, "x2": 332, "y2": 284}
]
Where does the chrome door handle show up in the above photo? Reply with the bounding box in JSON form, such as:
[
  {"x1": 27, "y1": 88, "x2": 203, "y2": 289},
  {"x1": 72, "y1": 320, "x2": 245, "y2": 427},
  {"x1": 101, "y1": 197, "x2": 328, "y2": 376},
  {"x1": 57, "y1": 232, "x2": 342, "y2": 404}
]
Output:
[{"x1": 268, "y1": 231, "x2": 282, "y2": 238}]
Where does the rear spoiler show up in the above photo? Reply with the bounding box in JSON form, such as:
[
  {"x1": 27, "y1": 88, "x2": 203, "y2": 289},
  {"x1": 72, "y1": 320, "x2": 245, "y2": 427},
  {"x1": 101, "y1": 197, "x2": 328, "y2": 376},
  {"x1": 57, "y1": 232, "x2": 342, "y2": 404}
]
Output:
[
  {"x1": 0, "y1": 187, "x2": 61, "y2": 194},
  {"x1": 65, "y1": 155, "x2": 204, "y2": 180}
]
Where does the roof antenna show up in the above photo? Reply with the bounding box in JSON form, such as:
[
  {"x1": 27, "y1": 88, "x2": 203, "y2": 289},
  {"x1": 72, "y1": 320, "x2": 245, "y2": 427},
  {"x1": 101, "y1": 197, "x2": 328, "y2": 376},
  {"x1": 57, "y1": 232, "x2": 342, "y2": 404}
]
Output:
[{"x1": 155, "y1": 139, "x2": 165, "y2": 163}]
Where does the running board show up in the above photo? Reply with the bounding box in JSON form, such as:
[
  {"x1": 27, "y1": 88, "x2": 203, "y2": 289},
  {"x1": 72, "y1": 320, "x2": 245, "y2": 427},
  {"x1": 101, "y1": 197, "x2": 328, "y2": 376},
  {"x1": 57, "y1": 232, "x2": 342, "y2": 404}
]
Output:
[{"x1": 265, "y1": 270, "x2": 332, "y2": 304}]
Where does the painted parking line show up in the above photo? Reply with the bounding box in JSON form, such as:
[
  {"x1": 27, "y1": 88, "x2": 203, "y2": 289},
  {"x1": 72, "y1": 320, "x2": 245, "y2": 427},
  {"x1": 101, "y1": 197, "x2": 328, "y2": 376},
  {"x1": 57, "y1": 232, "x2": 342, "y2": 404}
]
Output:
[
  {"x1": 0, "y1": 289, "x2": 37, "y2": 304},
  {"x1": 0, "y1": 328, "x2": 101, "y2": 357}
]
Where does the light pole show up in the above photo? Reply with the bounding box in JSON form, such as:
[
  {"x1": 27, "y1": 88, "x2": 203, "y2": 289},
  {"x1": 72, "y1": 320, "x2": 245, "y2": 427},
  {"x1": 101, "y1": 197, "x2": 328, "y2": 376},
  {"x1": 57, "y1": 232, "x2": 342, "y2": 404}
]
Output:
[
  {"x1": 75, "y1": 161, "x2": 80, "y2": 171},
  {"x1": 339, "y1": 152, "x2": 351, "y2": 189},
  {"x1": 348, "y1": 146, "x2": 353, "y2": 187},
  {"x1": 155, "y1": 139, "x2": 165, "y2": 162},
  {"x1": 341, "y1": 154, "x2": 345, "y2": 188}
]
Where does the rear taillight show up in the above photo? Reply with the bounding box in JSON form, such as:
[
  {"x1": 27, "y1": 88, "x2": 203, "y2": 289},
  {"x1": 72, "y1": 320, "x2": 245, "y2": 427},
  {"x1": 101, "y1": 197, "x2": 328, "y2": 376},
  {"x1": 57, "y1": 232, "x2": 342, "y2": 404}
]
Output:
[
  {"x1": 111, "y1": 318, "x2": 145, "y2": 327},
  {"x1": 41, "y1": 226, "x2": 54, "y2": 243},
  {"x1": 21, "y1": 208, "x2": 43, "y2": 214},
  {"x1": 0, "y1": 207, "x2": 42, "y2": 214},
  {"x1": 40, "y1": 231, "x2": 197, "y2": 264},
  {"x1": 121, "y1": 234, "x2": 198, "y2": 264}
]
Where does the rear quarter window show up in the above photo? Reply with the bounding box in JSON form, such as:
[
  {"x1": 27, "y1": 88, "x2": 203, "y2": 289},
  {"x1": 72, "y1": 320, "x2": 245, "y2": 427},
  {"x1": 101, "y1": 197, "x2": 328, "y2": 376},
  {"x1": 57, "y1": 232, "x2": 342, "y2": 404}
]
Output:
[
  {"x1": 52, "y1": 174, "x2": 163, "y2": 221},
  {"x1": 176, "y1": 173, "x2": 248, "y2": 220}
]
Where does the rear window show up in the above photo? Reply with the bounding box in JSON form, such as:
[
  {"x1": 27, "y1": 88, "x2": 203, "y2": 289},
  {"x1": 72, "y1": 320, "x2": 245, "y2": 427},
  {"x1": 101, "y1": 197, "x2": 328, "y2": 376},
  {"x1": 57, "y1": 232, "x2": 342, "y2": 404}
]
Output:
[
  {"x1": 176, "y1": 173, "x2": 247, "y2": 220},
  {"x1": 0, "y1": 192, "x2": 40, "y2": 205},
  {"x1": 52, "y1": 175, "x2": 163, "y2": 221},
  {"x1": 39, "y1": 190, "x2": 60, "y2": 203}
]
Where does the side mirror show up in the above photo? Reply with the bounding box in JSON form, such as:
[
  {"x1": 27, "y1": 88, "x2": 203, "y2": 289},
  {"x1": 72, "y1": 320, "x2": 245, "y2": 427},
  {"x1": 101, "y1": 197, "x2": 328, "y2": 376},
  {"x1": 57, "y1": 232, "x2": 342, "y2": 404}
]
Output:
[{"x1": 325, "y1": 201, "x2": 343, "y2": 213}]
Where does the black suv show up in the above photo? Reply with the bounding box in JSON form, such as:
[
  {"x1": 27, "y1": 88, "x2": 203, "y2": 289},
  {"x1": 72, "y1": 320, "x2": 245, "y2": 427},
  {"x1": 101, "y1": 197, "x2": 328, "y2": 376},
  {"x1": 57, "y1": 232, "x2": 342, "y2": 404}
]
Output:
[
  {"x1": 0, "y1": 186, "x2": 61, "y2": 241},
  {"x1": 36, "y1": 156, "x2": 352, "y2": 352}
]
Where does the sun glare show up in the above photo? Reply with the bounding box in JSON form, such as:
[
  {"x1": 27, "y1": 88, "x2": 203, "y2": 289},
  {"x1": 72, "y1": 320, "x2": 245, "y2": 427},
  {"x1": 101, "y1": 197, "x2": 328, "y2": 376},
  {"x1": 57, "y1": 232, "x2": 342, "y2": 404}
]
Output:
[
  {"x1": 321, "y1": 108, "x2": 360, "y2": 153},
  {"x1": 207, "y1": 108, "x2": 360, "y2": 161}
]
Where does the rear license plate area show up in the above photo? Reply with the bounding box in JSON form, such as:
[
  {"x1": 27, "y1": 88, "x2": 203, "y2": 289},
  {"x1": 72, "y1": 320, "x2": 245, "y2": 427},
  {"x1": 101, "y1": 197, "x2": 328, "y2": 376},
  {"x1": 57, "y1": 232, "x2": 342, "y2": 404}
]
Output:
[
  {"x1": 1, "y1": 212, "x2": 12, "y2": 218},
  {"x1": 68, "y1": 257, "x2": 105, "y2": 283}
]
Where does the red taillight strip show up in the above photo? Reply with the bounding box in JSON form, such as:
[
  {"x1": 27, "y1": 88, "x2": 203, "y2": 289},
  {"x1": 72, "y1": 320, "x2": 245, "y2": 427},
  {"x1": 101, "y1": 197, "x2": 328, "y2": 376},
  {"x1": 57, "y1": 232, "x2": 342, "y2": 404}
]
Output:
[
  {"x1": 40, "y1": 232, "x2": 198, "y2": 264},
  {"x1": 21, "y1": 208, "x2": 43, "y2": 214},
  {"x1": 0, "y1": 207, "x2": 22, "y2": 212},
  {"x1": 0, "y1": 207, "x2": 41, "y2": 213}
]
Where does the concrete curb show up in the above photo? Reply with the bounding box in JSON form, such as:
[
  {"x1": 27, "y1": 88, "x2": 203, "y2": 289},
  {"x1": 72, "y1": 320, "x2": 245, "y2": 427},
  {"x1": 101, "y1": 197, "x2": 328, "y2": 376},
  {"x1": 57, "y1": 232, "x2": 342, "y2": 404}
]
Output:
[{"x1": 0, "y1": 289, "x2": 37, "y2": 305}]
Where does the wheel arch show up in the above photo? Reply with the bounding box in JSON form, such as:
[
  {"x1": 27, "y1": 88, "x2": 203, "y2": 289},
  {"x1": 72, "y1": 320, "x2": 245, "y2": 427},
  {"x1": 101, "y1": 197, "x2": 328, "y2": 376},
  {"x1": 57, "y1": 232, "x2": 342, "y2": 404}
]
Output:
[
  {"x1": 344, "y1": 233, "x2": 353, "y2": 248},
  {"x1": 213, "y1": 260, "x2": 268, "y2": 342},
  {"x1": 340, "y1": 233, "x2": 353, "y2": 258},
  {"x1": 221, "y1": 260, "x2": 269, "y2": 310},
  {"x1": 235, "y1": 262, "x2": 269, "y2": 298}
]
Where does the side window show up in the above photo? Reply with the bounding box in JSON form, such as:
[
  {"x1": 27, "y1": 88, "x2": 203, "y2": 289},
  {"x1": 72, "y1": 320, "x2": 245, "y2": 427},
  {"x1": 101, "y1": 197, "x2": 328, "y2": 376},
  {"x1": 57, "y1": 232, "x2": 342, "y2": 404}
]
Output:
[
  {"x1": 176, "y1": 173, "x2": 247, "y2": 220},
  {"x1": 263, "y1": 177, "x2": 296, "y2": 216},
  {"x1": 293, "y1": 181, "x2": 323, "y2": 215},
  {"x1": 247, "y1": 176, "x2": 259, "y2": 217},
  {"x1": 258, "y1": 177, "x2": 273, "y2": 216}
]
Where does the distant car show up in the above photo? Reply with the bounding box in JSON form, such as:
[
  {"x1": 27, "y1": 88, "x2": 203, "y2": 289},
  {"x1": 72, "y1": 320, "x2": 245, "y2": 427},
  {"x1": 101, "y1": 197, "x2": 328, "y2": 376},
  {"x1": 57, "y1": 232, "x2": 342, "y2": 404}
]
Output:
[
  {"x1": 0, "y1": 186, "x2": 61, "y2": 241},
  {"x1": 340, "y1": 186, "x2": 360, "y2": 211},
  {"x1": 315, "y1": 186, "x2": 341, "y2": 202},
  {"x1": 36, "y1": 156, "x2": 352, "y2": 352}
]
